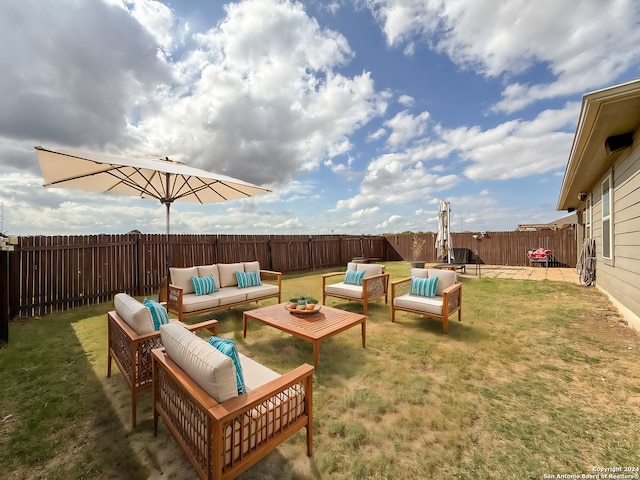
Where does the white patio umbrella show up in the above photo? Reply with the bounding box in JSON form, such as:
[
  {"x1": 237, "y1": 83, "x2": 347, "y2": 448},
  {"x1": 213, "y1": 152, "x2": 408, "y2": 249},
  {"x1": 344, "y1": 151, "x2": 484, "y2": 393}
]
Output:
[
  {"x1": 435, "y1": 200, "x2": 454, "y2": 264},
  {"x1": 35, "y1": 145, "x2": 271, "y2": 277}
]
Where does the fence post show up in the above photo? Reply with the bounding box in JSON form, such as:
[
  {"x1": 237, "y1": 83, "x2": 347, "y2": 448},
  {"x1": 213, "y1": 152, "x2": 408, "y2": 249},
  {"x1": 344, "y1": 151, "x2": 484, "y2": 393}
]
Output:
[
  {"x1": 1, "y1": 236, "x2": 18, "y2": 345},
  {"x1": 1, "y1": 250, "x2": 8, "y2": 345}
]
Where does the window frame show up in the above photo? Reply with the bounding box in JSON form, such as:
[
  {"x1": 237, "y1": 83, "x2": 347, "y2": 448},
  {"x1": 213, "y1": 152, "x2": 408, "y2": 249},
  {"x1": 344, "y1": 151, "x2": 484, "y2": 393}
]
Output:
[
  {"x1": 601, "y1": 174, "x2": 612, "y2": 260},
  {"x1": 584, "y1": 195, "x2": 592, "y2": 239}
]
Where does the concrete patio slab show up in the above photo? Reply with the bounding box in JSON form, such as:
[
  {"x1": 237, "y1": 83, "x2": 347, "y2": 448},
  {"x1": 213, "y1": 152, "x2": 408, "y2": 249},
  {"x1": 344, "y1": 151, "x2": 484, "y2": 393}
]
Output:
[{"x1": 457, "y1": 265, "x2": 579, "y2": 283}]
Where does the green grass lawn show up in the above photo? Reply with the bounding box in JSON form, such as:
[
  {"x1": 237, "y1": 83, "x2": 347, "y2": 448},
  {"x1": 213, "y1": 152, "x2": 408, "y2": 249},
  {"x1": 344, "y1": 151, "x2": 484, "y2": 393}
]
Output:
[{"x1": 1, "y1": 262, "x2": 639, "y2": 479}]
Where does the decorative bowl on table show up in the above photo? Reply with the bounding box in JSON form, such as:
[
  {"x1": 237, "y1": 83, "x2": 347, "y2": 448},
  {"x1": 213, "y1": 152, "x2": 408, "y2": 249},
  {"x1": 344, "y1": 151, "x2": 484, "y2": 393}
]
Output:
[{"x1": 285, "y1": 298, "x2": 321, "y2": 314}]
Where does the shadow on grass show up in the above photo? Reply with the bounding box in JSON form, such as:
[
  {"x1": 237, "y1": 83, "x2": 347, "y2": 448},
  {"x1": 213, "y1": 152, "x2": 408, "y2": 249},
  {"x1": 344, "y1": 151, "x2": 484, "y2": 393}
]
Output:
[
  {"x1": 0, "y1": 304, "x2": 148, "y2": 479},
  {"x1": 2, "y1": 300, "x2": 319, "y2": 480}
]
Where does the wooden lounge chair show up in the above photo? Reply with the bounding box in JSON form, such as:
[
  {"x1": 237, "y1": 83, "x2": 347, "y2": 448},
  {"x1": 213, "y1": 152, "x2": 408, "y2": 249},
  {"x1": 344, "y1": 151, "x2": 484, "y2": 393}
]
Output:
[
  {"x1": 107, "y1": 293, "x2": 218, "y2": 427},
  {"x1": 322, "y1": 262, "x2": 389, "y2": 315},
  {"x1": 391, "y1": 268, "x2": 462, "y2": 334},
  {"x1": 152, "y1": 323, "x2": 314, "y2": 480}
]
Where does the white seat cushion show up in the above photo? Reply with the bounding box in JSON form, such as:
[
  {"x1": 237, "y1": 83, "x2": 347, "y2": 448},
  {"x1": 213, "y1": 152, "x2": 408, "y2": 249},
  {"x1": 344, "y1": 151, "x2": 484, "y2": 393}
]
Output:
[
  {"x1": 181, "y1": 293, "x2": 220, "y2": 313},
  {"x1": 324, "y1": 282, "x2": 363, "y2": 299},
  {"x1": 242, "y1": 284, "x2": 279, "y2": 301},
  {"x1": 238, "y1": 353, "x2": 280, "y2": 390},
  {"x1": 114, "y1": 293, "x2": 154, "y2": 335},
  {"x1": 393, "y1": 294, "x2": 443, "y2": 316},
  {"x1": 208, "y1": 287, "x2": 247, "y2": 306},
  {"x1": 160, "y1": 323, "x2": 238, "y2": 403}
]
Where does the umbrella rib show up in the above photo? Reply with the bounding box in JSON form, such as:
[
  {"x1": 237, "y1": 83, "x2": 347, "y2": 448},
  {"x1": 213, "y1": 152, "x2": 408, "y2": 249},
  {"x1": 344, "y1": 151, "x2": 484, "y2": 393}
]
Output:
[
  {"x1": 44, "y1": 165, "x2": 117, "y2": 187},
  {"x1": 105, "y1": 167, "x2": 164, "y2": 201},
  {"x1": 39, "y1": 148, "x2": 269, "y2": 206},
  {"x1": 171, "y1": 177, "x2": 252, "y2": 203}
]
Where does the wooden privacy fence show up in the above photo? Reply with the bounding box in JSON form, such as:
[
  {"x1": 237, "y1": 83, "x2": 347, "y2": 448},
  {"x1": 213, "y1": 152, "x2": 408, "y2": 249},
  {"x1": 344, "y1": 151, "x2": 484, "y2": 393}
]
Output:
[
  {"x1": 1, "y1": 230, "x2": 576, "y2": 319},
  {"x1": 2, "y1": 233, "x2": 392, "y2": 318},
  {"x1": 388, "y1": 230, "x2": 577, "y2": 268}
]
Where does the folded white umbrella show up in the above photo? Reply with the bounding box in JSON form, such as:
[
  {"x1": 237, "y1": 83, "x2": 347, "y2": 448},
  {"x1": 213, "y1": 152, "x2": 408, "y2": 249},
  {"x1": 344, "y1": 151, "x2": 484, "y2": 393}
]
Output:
[
  {"x1": 435, "y1": 199, "x2": 454, "y2": 264},
  {"x1": 35, "y1": 145, "x2": 271, "y2": 275}
]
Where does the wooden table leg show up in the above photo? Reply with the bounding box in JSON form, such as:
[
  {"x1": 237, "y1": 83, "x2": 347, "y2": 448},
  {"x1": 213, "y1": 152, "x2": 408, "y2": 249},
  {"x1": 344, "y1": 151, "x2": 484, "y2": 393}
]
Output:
[
  {"x1": 313, "y1": 342, "x2": 319, "y2": 367},
  {"x1": 243, "y1": 313, "x2": 248, "y2": 338},
  {"x1": 361, "y1": 320, "x2": 366, "y2": 348}
]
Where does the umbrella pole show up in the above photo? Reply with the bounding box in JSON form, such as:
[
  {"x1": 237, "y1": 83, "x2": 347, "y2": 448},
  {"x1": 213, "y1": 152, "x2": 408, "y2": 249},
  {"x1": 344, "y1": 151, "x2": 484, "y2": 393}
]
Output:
[
  {"x1": 163, "y1": 200, "x2": 171, "y2": 283},
  {"x1": 447, "y1": 204, "x2": 451, "y2": 264}
]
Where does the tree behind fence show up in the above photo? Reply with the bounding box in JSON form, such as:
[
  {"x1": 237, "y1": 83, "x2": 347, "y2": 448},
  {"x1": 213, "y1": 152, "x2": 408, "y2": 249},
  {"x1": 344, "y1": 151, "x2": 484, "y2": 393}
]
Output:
[{"x1": 3, "y1": 229, "x2": 576, "y2": 318}]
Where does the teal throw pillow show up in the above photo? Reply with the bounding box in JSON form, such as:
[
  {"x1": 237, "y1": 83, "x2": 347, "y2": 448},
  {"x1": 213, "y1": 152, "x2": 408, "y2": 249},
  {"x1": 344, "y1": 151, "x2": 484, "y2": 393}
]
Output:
[
  {"x1": 410, "y1": 276, "x2": 438, "y2": 298},
  {"x1": 191, "y1": 274, "x2": 217, "y2": 295},
  {"x1": 236, "y1": 270, "x2": 262, "y2": 288},
  {"x1": 143, "y1": 298, "x2": 170, "y2": 330},
  {"x1": 344, "y1": 269, "x2": 366, "y2": 286},
  {"x1": 208, "y1": 336, "x2": 246, "y2": 395}
]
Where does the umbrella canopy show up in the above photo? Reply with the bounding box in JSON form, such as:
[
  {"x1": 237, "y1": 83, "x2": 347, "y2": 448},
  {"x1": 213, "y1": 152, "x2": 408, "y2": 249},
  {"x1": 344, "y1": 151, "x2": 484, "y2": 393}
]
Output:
[
  {"x1": 35, "y1": 145, "x2": 271, "y2": 276},
  {"x1": 435, "y1": 200, "x2": 454, "y2": 264}
]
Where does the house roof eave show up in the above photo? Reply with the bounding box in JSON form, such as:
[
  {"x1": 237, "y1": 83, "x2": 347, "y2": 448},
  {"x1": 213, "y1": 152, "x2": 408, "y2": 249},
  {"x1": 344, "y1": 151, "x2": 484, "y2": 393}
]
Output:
[{"x1": 557, "y1": 78, "x2": 640, "y2": 211}]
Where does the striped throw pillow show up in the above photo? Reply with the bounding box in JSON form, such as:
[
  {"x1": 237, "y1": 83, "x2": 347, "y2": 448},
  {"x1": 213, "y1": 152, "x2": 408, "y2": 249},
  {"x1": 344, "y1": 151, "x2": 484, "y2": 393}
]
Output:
[
  {"x1": 191, "y1": 274, "x2": 217, "y2": 295},
  {"x1": 410, "y1": 276, "x2": 438, "y2": 298},
  {"x1": 344, "y1": 269, "x2": 366, "y2": 285},
  {"x1": 208, "y1": 337, "x2": 246, "y2": 395},
  {"x1": 143, "y1": 298, "x2": 170, "y2": 330},
  {"x1": 235, "y1": 270, "x2": 261, "y2": 288}
]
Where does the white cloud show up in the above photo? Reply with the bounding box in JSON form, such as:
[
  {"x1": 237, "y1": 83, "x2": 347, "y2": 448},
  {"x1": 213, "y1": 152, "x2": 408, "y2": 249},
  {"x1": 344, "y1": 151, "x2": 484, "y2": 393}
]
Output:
[
  {"x1": 367, "y1": 128, "x2": 387, "y2": 142},
  {"x1": 384, "y1": 110, "x2": 430, "y2": 146},
  {"x1": 335, "y1": 153, "x2": 461, "y2": 211},
  {"x1": 122, "y1": 0, "x2": 189, "y2": 55},
  {"x1": 365, "y1": 0, "x2": 640, "y2": 112},
  {"x1": 439, "y1": 102, "x2": 580, "y2": 180},
  {"x1": 275, "y1": 218, "x2": 304, "y2": 229},
  {"x1": 398, "y1": 94, "x2": 415, "y2": 107},
  {"x1": 376, "y1": 214, "x2": 404, "y2": 230},
  {"x1": 131, "y1": 0, "x2": 388, "y2": 185}
]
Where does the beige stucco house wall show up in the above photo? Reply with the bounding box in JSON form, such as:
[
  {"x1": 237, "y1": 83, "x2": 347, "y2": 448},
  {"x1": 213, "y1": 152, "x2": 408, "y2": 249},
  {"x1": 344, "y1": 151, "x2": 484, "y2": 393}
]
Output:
[{"x1": 558, "y1": 79, "x2": 640, "y2": 332}]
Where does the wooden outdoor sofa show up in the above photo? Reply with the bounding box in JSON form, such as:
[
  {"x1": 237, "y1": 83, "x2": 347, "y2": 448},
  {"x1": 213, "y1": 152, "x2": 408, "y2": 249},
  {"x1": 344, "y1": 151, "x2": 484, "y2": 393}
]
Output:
[
  {"x1": 391, "y1": 268, "x2": 462, "y2": 334},
  {"x1": 152, "y1": 323, "x2": 314, "y2": 480},
  {"x1": 167, "y1": 261, "x2": 282, "y2": 321},
  {"x1": 322, "y1": 262, "x2": 389, "y2": 315},
  {"x1": 107, "y1": 293, "x2": 218, "y2": 427}
]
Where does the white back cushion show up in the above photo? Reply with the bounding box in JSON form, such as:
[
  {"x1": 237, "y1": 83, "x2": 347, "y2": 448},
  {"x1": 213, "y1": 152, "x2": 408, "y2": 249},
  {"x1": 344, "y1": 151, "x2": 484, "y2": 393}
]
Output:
[
  {"x1": 356, "y1": 263, "x2": 383, "y2": 278},
  {"x1": 243, "y1": 261, "x2": 260, "y2": 272},
  {"x1": 218, "y1": 262, "x2": 244, "y2": 287},
  {"x1": 160, "y1": 323, "x2": 238, "y2": 403},
  {"x1": 197, "y1": 264, "x2": 221, "y2": 290},
  {"x1": 410, "y1": 268, "x2": 429, "y2": 278},
  {"x1": 170, "y1": 266, "x2": 198, "y2": 294},
  {"x1": 426, "y1": 269, "x2": 457, "y2": 296},
  {"x1": 114, "y1": 293, "x2": 154, "y2": 335}
]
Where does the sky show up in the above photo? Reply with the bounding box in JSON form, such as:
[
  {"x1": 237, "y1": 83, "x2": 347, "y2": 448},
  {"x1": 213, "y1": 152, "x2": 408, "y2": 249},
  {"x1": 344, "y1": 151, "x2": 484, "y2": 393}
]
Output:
[{"x1": 1, "y1": 0, "x2": 639, "y2": 237}]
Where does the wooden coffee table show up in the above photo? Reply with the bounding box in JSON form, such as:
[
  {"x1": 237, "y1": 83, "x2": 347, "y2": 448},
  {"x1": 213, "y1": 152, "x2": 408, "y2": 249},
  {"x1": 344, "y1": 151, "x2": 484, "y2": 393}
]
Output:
[{"x1": 243, "y1": 303, "x2": 366, "y2": 366}]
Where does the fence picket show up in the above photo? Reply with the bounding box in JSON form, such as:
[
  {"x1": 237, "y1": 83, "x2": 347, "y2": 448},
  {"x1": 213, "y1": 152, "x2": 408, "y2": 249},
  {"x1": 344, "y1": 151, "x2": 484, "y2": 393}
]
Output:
[{"x1": 4, "y1": 230, "x2": 576, "y2": 318}]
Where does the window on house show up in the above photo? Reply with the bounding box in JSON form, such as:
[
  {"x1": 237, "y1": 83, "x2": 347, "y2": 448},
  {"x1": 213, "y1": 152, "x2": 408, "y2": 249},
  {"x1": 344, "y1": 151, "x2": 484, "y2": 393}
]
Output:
[{"x1": 602, "y1": 176, "x2": 612, "y2": 259}]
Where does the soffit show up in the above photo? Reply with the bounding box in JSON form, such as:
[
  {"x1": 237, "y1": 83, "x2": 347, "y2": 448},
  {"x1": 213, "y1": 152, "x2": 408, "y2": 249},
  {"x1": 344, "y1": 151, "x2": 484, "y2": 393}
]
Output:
[{"x1": 558, "y1": 79, "x2": 640, "y2": 211}]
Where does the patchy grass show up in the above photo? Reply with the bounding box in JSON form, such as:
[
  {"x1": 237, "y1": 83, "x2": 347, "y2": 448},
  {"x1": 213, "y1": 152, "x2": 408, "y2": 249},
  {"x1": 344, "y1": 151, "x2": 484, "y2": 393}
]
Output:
[{"x1": 1, "y1": 262, "x2": 639, "y2": 479}]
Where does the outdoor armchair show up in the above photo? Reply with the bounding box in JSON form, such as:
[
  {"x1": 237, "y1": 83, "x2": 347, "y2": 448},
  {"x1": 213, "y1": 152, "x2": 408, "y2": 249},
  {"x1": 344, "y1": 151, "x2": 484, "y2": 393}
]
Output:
[
  {"x1": 152, "y1": 323, "x2": 314, "y2": 480},
  {"x1": 107, "y1": 293, "x2": 218, "y2": 427},
  {"x1": 322, "y1": 262, "x2": 389, "y2": 315},
  {"x1": 391, "y1": 268, "x2": 462, "y2": 334}
]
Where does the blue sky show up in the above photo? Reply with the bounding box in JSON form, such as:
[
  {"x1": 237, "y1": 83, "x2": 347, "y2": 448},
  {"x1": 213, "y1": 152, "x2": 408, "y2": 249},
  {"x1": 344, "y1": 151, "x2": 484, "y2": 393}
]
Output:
[{"x1": 1, "y1": 0, "x2": 640, "y2": 236}]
